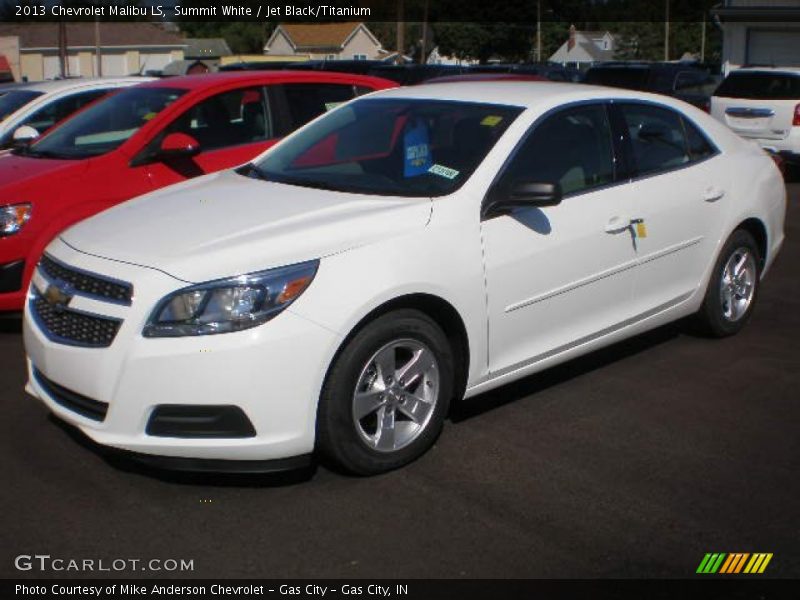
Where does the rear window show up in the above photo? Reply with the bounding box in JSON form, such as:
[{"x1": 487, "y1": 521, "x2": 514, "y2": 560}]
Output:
[
  {"x1": 0, "y1": 90, "x2": 43, "y2": 120},
  {"x1": 585, "y1": 68, "x2": 650, "y2": 90},
  {"x1": 715, "y1": 71, "x2": 800, "y2": 99}
]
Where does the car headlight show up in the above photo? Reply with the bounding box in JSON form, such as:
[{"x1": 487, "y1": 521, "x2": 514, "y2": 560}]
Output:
[
  {"x1": 143, "y1": 260, "x2": 319, "y2": 338},
  {"x1": 0, "y1": 203, "x2": 32, "y2": 237}
]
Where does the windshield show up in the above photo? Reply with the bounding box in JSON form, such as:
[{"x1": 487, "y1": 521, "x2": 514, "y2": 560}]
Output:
[
  {"x1": 0, "y1": 90, "x2": 43, "y2": 121},
  {"x1": 21, "y1": 87, "x2": 185, "y2": 159},
  {"x1": 715, "y1": 71, "x2": 800, "y2": 99},
  {"x1": 246, "y1": 98, "x2": 523, "y2": 197}
]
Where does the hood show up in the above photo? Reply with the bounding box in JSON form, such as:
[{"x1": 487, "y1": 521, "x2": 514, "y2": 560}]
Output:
[
  {"x1": 0, "y1": 152, "x2": 87, "y2": 194},
  {"x1": 61, "y1": 170, "x2": 432, "y2": 283}
]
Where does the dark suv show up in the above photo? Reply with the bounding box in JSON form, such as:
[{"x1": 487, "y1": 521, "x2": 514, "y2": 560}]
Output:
[{"x1": 584, "y1": 62, "x2": 719, "y2": 109}]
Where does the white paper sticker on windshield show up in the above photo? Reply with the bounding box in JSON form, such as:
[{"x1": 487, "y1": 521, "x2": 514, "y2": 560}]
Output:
[
  {"x1": 324, "y1": 102, "x2": 343, "y2": 111},
  {"x1": 428, "y1": 164, "x2": 460, "y2": 180}
]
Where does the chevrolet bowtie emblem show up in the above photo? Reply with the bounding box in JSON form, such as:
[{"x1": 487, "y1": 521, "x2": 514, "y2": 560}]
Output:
[{"x1": 43, "y1": 281, "x2": 73, "y2": 309}]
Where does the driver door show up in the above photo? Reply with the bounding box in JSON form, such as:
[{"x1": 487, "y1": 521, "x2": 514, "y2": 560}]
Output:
[{"x1": 481, "y1": 102, "x2": 639, "y2": 374}]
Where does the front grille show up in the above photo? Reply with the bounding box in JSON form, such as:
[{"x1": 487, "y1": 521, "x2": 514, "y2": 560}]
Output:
[
  {"x1": 31, "y1": 291, "x2": 121, "y2": 347},
  {"x1": 39, "y1": 254, "x2": 133, "y2": 305},
  {"x1": 33, "y1": 368, "x2": 108, "y2": 422}
]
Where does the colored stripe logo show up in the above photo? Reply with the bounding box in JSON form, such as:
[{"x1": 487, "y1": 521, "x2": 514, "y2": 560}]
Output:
[{"x1": 696, "y1": 553, "x2": 773, "y2": 574}]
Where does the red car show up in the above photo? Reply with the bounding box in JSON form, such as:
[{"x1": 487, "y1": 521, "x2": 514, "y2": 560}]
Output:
[{"x1": 0, "y1": 71, "x2": 395, "y2": 311}]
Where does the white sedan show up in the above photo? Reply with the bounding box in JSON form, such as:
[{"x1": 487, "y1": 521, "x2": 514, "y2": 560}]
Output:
[
  {"x1": 0, "y1": 77, "x2": 150, "y2": 149},
  {"x1": 23, "y1": 82, "x2": 786, "y2": 475}
]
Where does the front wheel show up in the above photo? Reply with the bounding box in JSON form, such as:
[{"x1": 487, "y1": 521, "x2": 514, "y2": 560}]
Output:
[
  {"x1": 316, "y1": 309, "x2": 454, "y2": 475},
  {"x1": 697, "y1": 229, "x2": 761, "y2": 337}
]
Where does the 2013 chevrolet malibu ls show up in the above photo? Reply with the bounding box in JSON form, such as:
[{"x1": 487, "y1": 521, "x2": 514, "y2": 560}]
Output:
[{"x1": 23, "y1": 82, "x2": 786, "y2": 475}]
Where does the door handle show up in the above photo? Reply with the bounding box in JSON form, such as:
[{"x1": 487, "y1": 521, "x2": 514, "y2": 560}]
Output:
[
  {"x1": 702, "y1": 187, "x2": 725, "y2": 202},
  {"x1": 605, "y1": 215, "x2": 631, "y2": 234}
]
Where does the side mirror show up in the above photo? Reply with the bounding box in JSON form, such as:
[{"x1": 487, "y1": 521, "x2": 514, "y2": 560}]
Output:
[
  {"x1": 484, "y1": 181, "x2": 562, "y2": 218},
  {"x1": 157, "y1": 132, "x2": 200, "y2": 159},
  {"x1": 12, "y1": 125, "x2": 39, "y2": 146}
]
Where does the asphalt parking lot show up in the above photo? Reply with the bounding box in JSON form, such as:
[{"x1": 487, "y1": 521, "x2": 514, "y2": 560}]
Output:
[{"x1": 1, "y1": 184, "x2": 798, "y2": 580}]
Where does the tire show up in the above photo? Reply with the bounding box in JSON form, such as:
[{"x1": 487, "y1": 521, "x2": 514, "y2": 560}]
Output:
[
  {"x1": 316, "y1": 309, "x2": 454, "y2": 475},
  {"x1": 697, "y1": 229, "x2": 761, "y2": 338}
]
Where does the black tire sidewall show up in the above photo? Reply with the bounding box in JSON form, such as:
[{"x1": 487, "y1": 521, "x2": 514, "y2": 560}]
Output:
[
  {"x1": 700, "y1": 230, "x2": 761, "y2": 337},
  {"x1": 317, "y1": 309, "x2": 454, "y2": 475}
]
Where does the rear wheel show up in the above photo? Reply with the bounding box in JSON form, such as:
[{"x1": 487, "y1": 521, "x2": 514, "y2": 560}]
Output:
[
  {"x1": 697, "y1": 229, "x2": 761, "y2": 337},
  {"x1": 316, "y1": 309, "x2": 454, "y2": 475}
]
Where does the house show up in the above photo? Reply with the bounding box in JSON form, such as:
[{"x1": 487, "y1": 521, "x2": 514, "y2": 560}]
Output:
[
  {"x1": 0, "y1": 22, "x2": 185, "y2": 81},
  {"x1": 712, "y1": 0, "x2": 800, "y2": 74},
  {"x1": 549, "y1": 25, "x2": 616, "y2": 69},
  {"x1": 0, "y1": 35, "x2": 20, "y2": 81},
  {"x1": 264, "y1": 22, "x2": 390, "y2": 61},
  {"x1": 426, "y1": 46, "x2": 477, "y2": 66}
]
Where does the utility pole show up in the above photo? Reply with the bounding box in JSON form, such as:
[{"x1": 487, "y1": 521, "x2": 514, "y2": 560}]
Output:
[
  {"x1": 700, "y1": 16, "x2": 706, "y2": 63},
  {"x1": 536, "y1": 0, "x2": 542, "y2": 62},
  {"x1": 396, "y1": 0, "x2": 404, "y2": 63},
  {"x1": 664, "y1": 0, "x2": 670, "y2": 61},
  {"x1": 58, "y1": 21, "x2": 68, "y2": 78},
  {"x1": 94, "y1": 18, "x2": 102, "y2": 76},
  {"x1": 420, "y1": 0, "x2": 429, "y2": 65}
]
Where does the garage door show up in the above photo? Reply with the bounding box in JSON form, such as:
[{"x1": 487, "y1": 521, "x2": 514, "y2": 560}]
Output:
[{"x1": 748, "y1": 30, "x2": 800, "y2": 67}]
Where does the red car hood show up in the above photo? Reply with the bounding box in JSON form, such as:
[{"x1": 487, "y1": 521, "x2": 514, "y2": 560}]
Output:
[{"x1": 0, "y1": 152, "x2": 87, "y2": 193}]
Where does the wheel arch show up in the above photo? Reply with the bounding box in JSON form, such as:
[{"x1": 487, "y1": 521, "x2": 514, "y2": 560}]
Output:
[
  {"x1": 323, "y1": 293, "x2": 471, "y2": 404},
  {"x1": 735, "y1": 217, "x2": 768, "y2": 271}
]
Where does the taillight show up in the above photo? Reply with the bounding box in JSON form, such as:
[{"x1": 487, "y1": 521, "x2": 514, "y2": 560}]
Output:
[{"x1": 793, "y1": 103, "x2": 800, "y2": 126}]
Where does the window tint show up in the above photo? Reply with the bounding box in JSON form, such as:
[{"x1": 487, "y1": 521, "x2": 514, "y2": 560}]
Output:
[
  {"x1": 20, "y1": 89, "x2": 108, "y2": 135},
  {"x1": 281, "y1": 83, "x2": 357, "y2": 130},
  {"x1": 0, "y1": 90, "x2": 42, "y2": 120},
  {"x1": 28, "y1": 87, "x2": 185, "y2": 159},
  {"x1": 162, "y1": 87, "x2": 271, "y2": 151},
  {"x1": 682, "y1": 117, "x2": 716, "y2": 161},
  {"x1": 498, "y1": 104, "x2": 615, "y2": 196},
  {"x1": 248, "y1": 98, "x2": 522, "y2": 197},
  {"x1": 585, "y1": 67, "x2": 649, "y2": 90},
  {"x1": 619, "y1": 104, "x2": 689, "y2": 176},
  {"x1": 715, "y1": 71, "x2": 800, "y2": 99}
]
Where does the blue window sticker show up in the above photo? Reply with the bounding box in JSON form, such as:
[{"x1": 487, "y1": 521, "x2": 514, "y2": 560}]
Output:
[{"x1": 403, "y1": 119, "x2": 431, "y2": 177}]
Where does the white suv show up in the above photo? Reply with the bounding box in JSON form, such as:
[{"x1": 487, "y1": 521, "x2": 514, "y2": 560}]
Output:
[{"x1": 711, "y1": 67, "x2": 800, "y2": 163}]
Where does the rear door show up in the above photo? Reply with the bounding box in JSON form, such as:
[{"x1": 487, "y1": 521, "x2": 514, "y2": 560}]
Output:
[
  {"x1": 711, "y1": 71, "x2": 800, "y2": 141},
  {"x1": 611, "y1": 102, "x2": 727, "y2": 314}
]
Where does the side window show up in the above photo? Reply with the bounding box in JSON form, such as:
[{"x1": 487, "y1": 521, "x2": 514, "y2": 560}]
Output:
[
  {"x1": 21, "y1": 89, "x2": 108, "y2": 134},
  {"x1": 162, "y1": 87, "x2": 272, "y2": 151},
  {"x1": 619, "y1": 103, "x2": 690, "y2": 176},
  {"x1": 682, "y1": 117, "x2": 716, "y2": 161},
  {"x1": 280, "y1": 83, "x2": 358, "y2": 131},
  {"x1": 496, "y1": 104, "x2": 615, "y2": 197}
]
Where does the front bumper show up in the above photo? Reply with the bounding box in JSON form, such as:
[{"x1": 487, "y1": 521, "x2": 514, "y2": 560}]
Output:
[{"x1": 23, "y1": 238, "x2": 341, "y2": 466}]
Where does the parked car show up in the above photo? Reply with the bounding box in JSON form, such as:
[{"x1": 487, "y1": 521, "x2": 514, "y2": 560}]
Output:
[
  {"x1": 584, "y1": 62, "x2": 718, "y2": 109},
  {"x1": 0, "y1": 77, "x2": 150, "y2": 149},
  {"x1": 22, "y1": 82, "x2": 785, "y2": 475},
  {"x1": 366, "y1": 64, "x2": 467, "y2": 85},
  {"x1": 710, "y1": 67, "x2": 800, "y2": 165},
  {"x1": 0, "y1": 71, "x2": 395, "y2": 312},
  {"x1": 470, "y1": 63, "x2": 583, "y2": 82}
]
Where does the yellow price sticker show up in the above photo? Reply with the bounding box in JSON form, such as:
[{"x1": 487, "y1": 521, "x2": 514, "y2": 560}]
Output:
[
  {"x1": 142, "y1": 112, "x2": 157, "y2": 121},
  {"x1": 636, "y1": 222, "x2": 648, "y2": 238},
  {"x1": 481, "y1": 115, "x2": 503, "y2": 127}
]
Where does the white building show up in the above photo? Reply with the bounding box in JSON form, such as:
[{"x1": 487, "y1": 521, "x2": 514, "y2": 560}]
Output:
[
  {"x1": 549, "y1": 26, "x2": 616, "y2": 69},
  {"x1": 264, "y1": 22, "x2": 390, "y2": 61},
  {"x1": 713, "y1": 0, "x2": 800, "y2": 74},
  {"x1": 0, "y1": 22, "x2": 185, "y2": 81}
]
